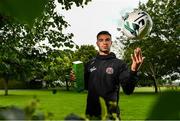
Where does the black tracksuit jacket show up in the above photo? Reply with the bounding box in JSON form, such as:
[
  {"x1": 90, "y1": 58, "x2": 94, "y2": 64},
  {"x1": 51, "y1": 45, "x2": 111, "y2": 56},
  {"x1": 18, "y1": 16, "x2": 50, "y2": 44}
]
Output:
[{"x1": 84, "y1": 52, "x2": 138, "y2": 119}]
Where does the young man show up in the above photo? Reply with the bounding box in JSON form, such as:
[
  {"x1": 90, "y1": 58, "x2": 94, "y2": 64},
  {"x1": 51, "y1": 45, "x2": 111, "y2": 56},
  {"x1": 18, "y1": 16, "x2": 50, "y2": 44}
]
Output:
[{"x1": 71, "y1": 31, "x2": 144, "y2": 120}]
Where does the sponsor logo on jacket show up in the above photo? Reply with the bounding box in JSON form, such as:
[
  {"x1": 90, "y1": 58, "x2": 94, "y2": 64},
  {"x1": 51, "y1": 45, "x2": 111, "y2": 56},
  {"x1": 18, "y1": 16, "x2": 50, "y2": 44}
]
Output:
[{"x1": 90, "y1": 66, "x2": 97, "y2": 72}]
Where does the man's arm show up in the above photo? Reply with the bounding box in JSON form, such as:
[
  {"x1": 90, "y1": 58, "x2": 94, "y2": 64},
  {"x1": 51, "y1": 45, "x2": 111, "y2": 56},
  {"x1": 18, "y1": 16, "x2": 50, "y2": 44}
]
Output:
[
  {"x1": 120, "y1": 47, "x2": 144, "y2": 95},
  {"x1": 119, "y1": 63, "x2": 138, "y2": 95},
  {"x1": 84, "y1": 62, "x2": 89, "y2": 90}
]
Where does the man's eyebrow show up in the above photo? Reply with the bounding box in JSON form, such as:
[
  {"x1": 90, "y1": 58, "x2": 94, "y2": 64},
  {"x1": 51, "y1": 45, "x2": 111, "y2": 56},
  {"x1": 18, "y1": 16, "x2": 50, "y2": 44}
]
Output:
[
  {"x1": 98, "y1": 38, "x2": 103, "y2": 40},
  {"x1": 98, "y1": 38, "x2": 111, "y2": 40},
  {"x1": 106, "y1": 38, "x2": 111, "y2": 40}
]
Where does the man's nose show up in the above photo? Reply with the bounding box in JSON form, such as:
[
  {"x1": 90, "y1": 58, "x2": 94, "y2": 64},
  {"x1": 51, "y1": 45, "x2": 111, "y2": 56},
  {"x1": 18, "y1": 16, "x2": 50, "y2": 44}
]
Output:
[{"x1": 103, "y1": 40, "x2": 108, "y2": 44}]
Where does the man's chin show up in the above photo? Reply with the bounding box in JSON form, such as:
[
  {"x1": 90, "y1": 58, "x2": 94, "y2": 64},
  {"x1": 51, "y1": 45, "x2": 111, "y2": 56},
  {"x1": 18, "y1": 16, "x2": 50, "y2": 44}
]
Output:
[{"x1": 100, "y1": 50, "x2": 110, "y2": 53}]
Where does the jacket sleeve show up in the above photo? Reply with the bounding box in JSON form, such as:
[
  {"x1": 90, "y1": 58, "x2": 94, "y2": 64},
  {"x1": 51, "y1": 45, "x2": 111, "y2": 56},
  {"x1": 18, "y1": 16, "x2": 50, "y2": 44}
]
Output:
[
  {"x1": 118, "y1": 62, "x2": 139, "y2": 95},
  {"x1": 84, "y1": 62, "x2": 89, "y2": 90}
]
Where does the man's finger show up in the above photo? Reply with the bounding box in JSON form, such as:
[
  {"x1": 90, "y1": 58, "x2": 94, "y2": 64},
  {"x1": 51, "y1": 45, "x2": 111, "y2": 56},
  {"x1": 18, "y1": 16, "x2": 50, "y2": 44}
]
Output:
[
  {"x1": 136, "y1": 48, "x2": 143, "y2": 63},
  {"x1": 134, "y1": 49, "x2": 139, "y2": 63},
  {"x1": 131, "y1": 54, "x2": 136, "y2": 62},
  {"x1": 138, "y1": 55, "x2": 142, "y2": 63},
  {"x1": 138, "y1": 48, "x2": 142, "y2": 61}
]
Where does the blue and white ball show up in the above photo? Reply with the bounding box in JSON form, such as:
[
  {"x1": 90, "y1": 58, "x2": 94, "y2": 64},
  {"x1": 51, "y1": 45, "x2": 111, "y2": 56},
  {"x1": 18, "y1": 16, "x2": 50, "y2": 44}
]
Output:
[{"x1": 122, "y1": 9, "x2": 153, "y2": 40}]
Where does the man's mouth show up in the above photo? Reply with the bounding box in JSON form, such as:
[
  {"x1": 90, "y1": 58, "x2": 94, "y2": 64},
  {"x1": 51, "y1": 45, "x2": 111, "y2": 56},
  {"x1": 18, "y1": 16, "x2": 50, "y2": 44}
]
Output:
[{"x1": 102, "y1": 46, "x2": 108, "y2": 49}]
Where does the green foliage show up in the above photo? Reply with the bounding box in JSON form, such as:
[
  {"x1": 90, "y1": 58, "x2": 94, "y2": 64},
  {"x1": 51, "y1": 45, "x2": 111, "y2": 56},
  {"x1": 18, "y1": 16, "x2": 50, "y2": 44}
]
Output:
[
  {"x1": 0, "y1": 79, "x2": 27, "y2": 89},
  {"x1": 73, "y1": 45, "x2": 97, "y2": 63},
  {"x1": 43, "y1": 50, "x2": 73, "y2": 83},
  {"x1": 99, "y1": 97, "x2": 108, "y2": 120},
  {"x1": 0, "y1": 0, "x2": 92, "y2": 26},
  {"x1": 99, "y1": 97, "x2": 119, "y2": 120},
  {"x1": 58, "y1": 0, "x2": 92, "y2": 10},
  {"x1": 0, "y1": 0, "x2": 48, "y2": 26},
  {"x1": 0, "y1": 0, "x2": 92, "y2": 95},
  {"x1": 42, "y1": 45, "x2": 97, "y2": 89}
]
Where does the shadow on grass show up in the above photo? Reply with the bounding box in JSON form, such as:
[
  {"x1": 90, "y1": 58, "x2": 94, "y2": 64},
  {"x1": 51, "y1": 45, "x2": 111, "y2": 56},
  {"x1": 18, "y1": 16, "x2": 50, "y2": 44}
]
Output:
[
  {"x1": 146, "y1": 90, "x2": 180, "y2": 120},
  {"x1": 133, "y1": 91, "x2": 158, "y2": 95},
  {"x1": 120, "y1": 91, "x2": 158, "y2": 96}
]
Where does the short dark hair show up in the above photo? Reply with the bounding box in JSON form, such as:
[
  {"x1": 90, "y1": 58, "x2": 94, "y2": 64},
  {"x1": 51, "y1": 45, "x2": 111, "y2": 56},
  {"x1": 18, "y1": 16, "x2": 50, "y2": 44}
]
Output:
[{"x1": 97, "y1": 31, "x2": 111, "y2": 39}]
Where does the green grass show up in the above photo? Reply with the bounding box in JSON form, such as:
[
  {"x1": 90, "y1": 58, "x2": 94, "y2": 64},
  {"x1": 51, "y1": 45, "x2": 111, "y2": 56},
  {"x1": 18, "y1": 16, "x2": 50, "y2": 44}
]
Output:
[
  {"x1": 0, "y1": 87, "x2": 180, "y2": 120},
  {"x1": 121, "y1": 87, "x2": 180, "y2": 120},
  {"x1": 0, "y1": 90, "x2": 87, "y2": 119}
]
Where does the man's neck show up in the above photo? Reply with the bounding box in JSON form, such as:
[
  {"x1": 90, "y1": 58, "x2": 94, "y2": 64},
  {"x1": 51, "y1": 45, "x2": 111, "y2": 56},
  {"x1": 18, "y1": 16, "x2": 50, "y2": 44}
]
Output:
[{"x1": 99, "y1": 51, "x2": 110, "y2": 55}]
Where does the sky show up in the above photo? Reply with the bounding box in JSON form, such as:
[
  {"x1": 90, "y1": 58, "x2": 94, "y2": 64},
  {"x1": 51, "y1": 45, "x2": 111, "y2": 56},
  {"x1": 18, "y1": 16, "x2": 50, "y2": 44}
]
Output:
[{"x1": 56, "y1": 0, "x2": 148, "y2": 47}]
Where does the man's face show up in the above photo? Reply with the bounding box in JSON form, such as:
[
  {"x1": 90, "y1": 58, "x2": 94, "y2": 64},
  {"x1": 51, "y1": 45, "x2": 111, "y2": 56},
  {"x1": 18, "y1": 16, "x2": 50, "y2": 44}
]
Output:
[{"x1": 96, "y1": 34, "x2": 112, "y2": 53}]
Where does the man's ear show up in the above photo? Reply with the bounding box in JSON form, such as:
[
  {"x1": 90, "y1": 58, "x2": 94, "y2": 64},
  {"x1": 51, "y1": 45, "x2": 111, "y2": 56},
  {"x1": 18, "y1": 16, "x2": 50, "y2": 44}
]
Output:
[{"x1": 96, "y1": 41, "x2": 98, "y2": 46}]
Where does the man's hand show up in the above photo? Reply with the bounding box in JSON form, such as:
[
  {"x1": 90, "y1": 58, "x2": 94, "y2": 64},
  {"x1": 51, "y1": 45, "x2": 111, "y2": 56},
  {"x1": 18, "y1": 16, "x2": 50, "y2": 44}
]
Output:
[
  {"x1": 70, "y1": 70, "x2": 76, "y2": 81},
  {"x1": 131, "y1": 47, "x2": 145, "y2": 72}
]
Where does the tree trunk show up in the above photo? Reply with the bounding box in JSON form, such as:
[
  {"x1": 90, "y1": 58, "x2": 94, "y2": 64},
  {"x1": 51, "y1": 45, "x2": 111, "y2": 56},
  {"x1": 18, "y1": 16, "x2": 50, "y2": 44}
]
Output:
[
  {"x1": 3, "y1": 79, "x2": 8, "y2": 96},
  {"x1": 65, "y1": 75, "x2": 69, "y2": 91},
  {"x1": 152, "y1": 77, "x2": 158, "y2": 93},
  {"x1": 149, "y1": 63, "x2": 159, "y2": 93}
]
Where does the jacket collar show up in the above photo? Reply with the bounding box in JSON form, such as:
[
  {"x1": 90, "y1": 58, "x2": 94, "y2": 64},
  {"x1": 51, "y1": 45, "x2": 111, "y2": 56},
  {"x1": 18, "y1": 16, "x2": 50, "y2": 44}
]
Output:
[{"x1": 96, "y1": 52, "x2": 116, "y2": 60}]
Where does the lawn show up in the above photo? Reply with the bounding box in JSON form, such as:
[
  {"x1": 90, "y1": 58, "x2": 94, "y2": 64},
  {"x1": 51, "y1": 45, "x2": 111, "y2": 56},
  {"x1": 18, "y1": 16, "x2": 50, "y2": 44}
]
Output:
[{"x1": 0, "y1": 87, "x2": 180, "y2": 120}]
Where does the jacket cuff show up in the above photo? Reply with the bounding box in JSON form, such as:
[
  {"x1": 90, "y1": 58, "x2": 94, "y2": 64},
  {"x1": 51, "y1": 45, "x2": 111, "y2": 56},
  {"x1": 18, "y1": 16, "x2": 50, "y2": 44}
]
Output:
[{"x1": 130, "y1": 70, "x2": 138, "y2": 75}]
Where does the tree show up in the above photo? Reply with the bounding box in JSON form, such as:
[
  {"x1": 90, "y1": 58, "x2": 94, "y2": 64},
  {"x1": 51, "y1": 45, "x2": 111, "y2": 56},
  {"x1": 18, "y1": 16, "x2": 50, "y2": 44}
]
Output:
[
  {"x1": 73, "y1": 45, "x2": 98, "y2": 64},
  {"x1": 119, "y1": 0, "x2": 180, "y2": 93},
  {"x1": 43, "y1": 45, "x2": 97, "y2": 90},
  {"x1": 0, "y1": 0, "x2": 92, "y2": 95},
  {"x1": 43, "y1": 50, "x2": 73, "y2": 90},
  {"x1": 0, "y1": 15, "x2": 39, "y2": 95},
  {"x1": 0, "y1": 0, "x2": 91, "y2": 26}
]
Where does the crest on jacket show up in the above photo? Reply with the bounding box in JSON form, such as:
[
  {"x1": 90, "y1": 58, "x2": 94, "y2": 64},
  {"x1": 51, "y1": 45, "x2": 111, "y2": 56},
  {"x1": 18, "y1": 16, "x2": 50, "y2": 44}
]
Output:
[{"x1": 106, "y1": 67, "x2": 114, "y2": 74}]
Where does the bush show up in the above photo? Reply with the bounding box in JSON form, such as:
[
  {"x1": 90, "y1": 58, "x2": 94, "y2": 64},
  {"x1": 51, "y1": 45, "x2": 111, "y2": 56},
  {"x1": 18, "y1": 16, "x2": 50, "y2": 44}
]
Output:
[
  {"x1": 27, "y1": 79, "x2": 43, "y2": 89},
  {"x1": 0, "y1": 97, "x2": 53, "y2": 120},
  {"x1": 0, "y1": 79, "x2": 28, "y2": 89}
]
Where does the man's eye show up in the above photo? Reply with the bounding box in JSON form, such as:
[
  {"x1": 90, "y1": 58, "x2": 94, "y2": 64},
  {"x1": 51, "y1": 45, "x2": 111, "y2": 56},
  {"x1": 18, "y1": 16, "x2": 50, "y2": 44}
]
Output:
[{"x1": 105, "y1": 39, "x2": 111, "y2": 41}]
